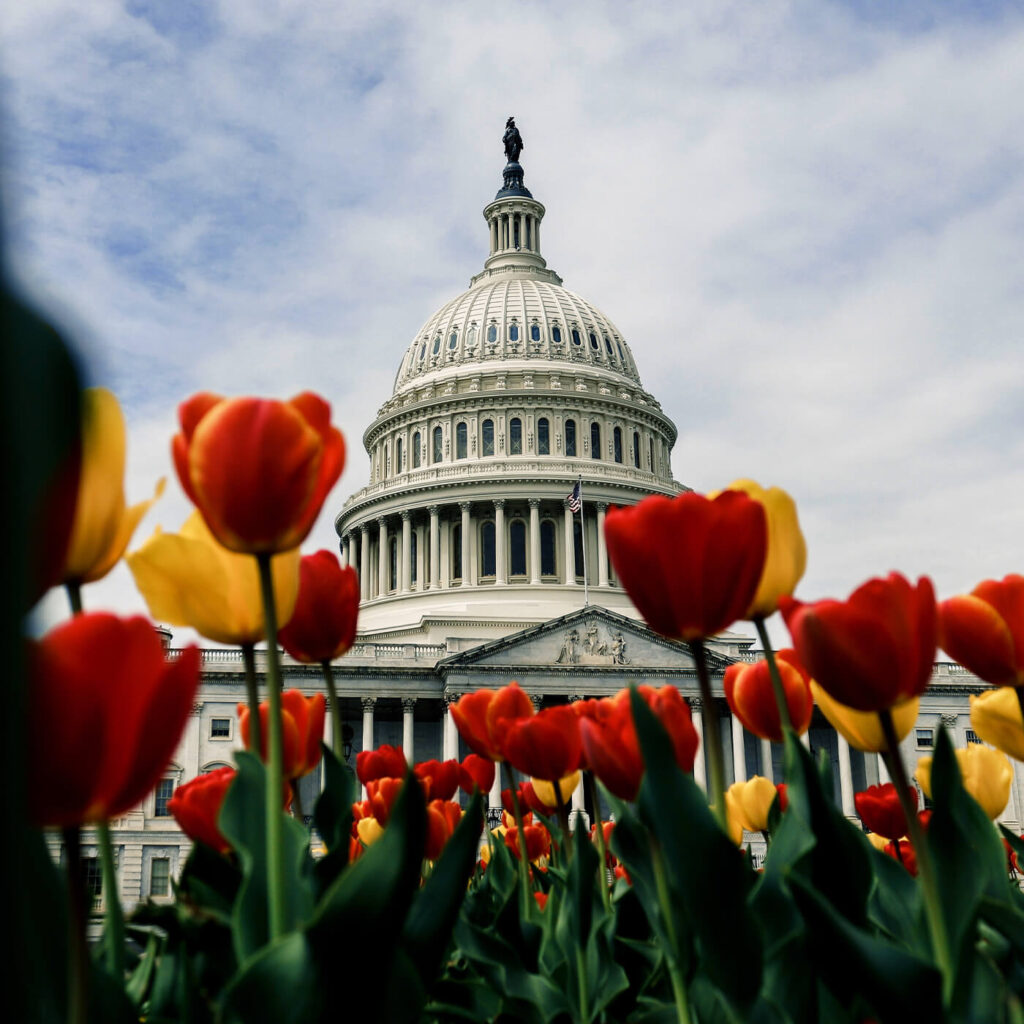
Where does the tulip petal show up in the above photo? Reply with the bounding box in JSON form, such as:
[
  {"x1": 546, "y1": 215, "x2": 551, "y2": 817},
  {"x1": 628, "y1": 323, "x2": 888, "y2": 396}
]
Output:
[
  {"x1": 940, "y1": 593, "x2": 1020, "y2": 687},
  {"x1": 83, "y1": 476, "x2": 165, "y2": 583},
  {"x1": 970, "y1": 688, "x2": 1024, "y2": 762},
  {"x1": 811, "y1": 682, "x2": 919, "y2": 753}
]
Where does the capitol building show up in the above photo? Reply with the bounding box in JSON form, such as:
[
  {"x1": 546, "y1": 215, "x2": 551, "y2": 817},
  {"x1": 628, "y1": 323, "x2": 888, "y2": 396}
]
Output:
[{"x1": 70, "y1": 125, "x2": 1023, "y2": 914}]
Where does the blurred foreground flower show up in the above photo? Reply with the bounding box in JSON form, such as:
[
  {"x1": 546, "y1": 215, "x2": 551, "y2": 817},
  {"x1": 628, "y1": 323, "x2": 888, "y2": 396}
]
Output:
[
  {"x1": 939, "y1": 575, "x2": 1024, "y2": 688},
  {"x1": 29, "y1": 613, "x2": 200, "y2": 826},
  {"x1": 64, "y1": 388, "x2": 163, "y2": 586},
  {"x1": 724, "y1": 648, "x2": 813, "y2": 741},
  {"x1": 239, "y1": 690, "x2": 326, "y2": 781},
  {"x1": 278, "y1": 550, "x2": 359, "y2": 663},
  {"x1": 128, "y1": 510, "x2": 299, "y2": 644},
  {"x1": 173, "y1": 391, "x2": 344, "y2": 554},
  {"x1": 169, "y1": 767, "x2": 237, "y2": 854},
  {"x1": 917, "y1": 744, "x2": 1013, "y2": 820},
  {"x1": 970, "y1": 688, "x2": 1024, "y2": 761},
  {"x1": 811, "y1": 683, "x2": 920, "y2": 753}
]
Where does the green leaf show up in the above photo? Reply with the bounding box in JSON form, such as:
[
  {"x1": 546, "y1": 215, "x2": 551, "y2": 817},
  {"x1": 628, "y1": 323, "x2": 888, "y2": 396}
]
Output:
[{"x1": 311, "y1": 745, "x2": 356, "y2": 895}]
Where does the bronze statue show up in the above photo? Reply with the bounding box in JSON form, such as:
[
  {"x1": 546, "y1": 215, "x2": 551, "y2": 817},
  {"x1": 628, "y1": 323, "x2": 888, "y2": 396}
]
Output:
[{"x1": 503, "y1": 117, "x2": 523, "y2": 164}]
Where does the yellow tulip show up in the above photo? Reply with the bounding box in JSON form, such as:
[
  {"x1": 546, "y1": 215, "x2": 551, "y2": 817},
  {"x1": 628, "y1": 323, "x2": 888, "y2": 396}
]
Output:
[
  {"x1": 916, "y1": 744, "x2": 1013, "y2": 820},
  {"x1": 356, "y1": 816, "x2": 384, "y2": 846},
  {"x1": 64, "y1": 388, "x2": 164, "y2": 584},
  {"x1": 127, "y1": 510, "x2": 299, "y2": 645},
  {"x1": 726, "y1": 776, "x2": 778, "y2": 835},
  {"x1": 811, "y1": 682, "x2": 919, "y2": 753},
  {"x1": 530, "y1": 772, "x2": 581, "y2": 808},
  {"x1": 721, "y1": 787, "x2": 746, "y2": 845},
  {"x1": 865, "y1": 831, "x2": 891, "y2": 851},
  {"x1": 719, "y1": 479, "x2": 806, "y2": 617},
  {"x1": 970, "y1": 688, "x2": 1024, "y2": 762}
]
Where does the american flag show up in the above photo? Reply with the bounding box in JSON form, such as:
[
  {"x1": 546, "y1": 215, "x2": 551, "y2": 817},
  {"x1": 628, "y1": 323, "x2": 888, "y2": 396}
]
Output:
[{"x1": 567, "y1": 480, "x2": 582, "y2": 513}]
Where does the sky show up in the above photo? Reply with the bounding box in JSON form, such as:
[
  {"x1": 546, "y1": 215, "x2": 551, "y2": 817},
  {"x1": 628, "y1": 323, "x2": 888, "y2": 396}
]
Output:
[{"x1": 4, "y1": 0, "x2": 1023, "y2": 646}]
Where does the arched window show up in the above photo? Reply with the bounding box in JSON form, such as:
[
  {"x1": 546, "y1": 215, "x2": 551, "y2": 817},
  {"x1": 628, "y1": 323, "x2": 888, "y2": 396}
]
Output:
[
  {"x1": 552, "y1": 325, "x2": 562, "y2": 344},
  {"x1": 530, "y1": 323, "x2": 540, "y2": 341},
  {"x1": 396, "y1": 437, "x2": 403, "y2": 472},
  {"x1": 633, "y1": 431, "x2": 641, "y2": 469},
  {"x1": 487, "y1": 324, "x2": 497, "y2": 343},
  {"x1": 456, "y1": 422, "x2": 467, "y2": 460},
  {"x1": 480, "y1": 521, "x2": 496, "y2": 577},
  {"x1": 482, "y1": 419, "x2": 495, "y2": 457},
  {"x1": 433, "y1": 426, "x2": 443, "y2": 463},
  {"x1": 510, "y1": 418, "x2": 522, "y2": 455},
  {"x1": 604, "y1": 336, "x2": 613, "y2": 356},
  {"x1": 538, "y1": 418, "x2": 550, "y2": 455},
  {"x1": 449, "y1": 331, "x2": 458, "y2": 349},
  {"x1": 410, "y1": 532, "x2": 418, "y2": 585},
  {"x1": 648, "y1": 439, "x2": 654, "y2": 470},
  {"x1": 418, "y1": 341, "x2": 426, "y2": 361},
  {"x1": 565, "y1": 419, "x2": 577, "y2": 457},
  {"x1": 589, "y1": 332, "x2": 599, "y2": 350},
  {"x1": 452, "y1": 524, "x2": 462, "y2": 581},
  {"x1": 385, "y1": 448, "x2": 391, "y2": 477},
  {"x1": 388, "y1": 536, "x2": 398, "y2": 592},
  {"x1": 510, "y1": 520, "x2": 526, "y2": 577},
  {"x1": 573, "y1": 520, "x2": 585, "y2": 581},
  {"x1": 617, "y1": 340, "x2": 626, "y2": 361},
  {"x1": 591, "y1": 422, "x2": 601, "y2": 459},
  {"x1": 613, "y1": 427, "x2": 623, "y2": 464},
  {"x1": 412, "y1": 432, "x2": 421, "y2": 468},
  {"x1": 509, "y1": 323, "x2": 519, "y2": 342},
  {"x1": 540, "y1": 520, "x2": 556, "y2": 576},
  {"x1": 432, "y1": 335, "x2": 441, "y2": 355},
  {"x1": 571, "y1": 328, "x2": 582, "y2": 347},
  {"x1": 467, "y1": 325, "x2": 478, "y2": 348}
]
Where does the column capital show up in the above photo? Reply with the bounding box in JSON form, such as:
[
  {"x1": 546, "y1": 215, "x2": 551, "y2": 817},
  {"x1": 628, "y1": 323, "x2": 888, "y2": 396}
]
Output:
[
  {"x1": 459, "y1": 500, "x2": 472, "y2": 512},
  {"x1": 567, "y1": 693, "x2": 584, "y2": 703},
  {"x1": 596, "y1": 501, "x2": 608, "y2": 513},
  {"x1": 940, "y1": 712, "x2": 958, "y2": 727},
  {"x1": 401, "y1": 697, "x2": 417, "y2": 712},
  {"x1": 376, "y1": 515, "x2": 387, "y2": 527},
  {"x1": 428, "y1": 504, "x2": 441, "y2": 516},
  {"x1": 191, "y1": 701, "x2": 205, "y2": 716},
  {"x1": 689, "y1": 695, "x2": 703, "y2": 711},
  {"x1": 493, "y1": 498, "x2": 505, "y2": 510},
  {"x1": 443, "y1": 688, "x2": 463, "y2": 707},
  {"x1": 400, "y1": 509, "x2": 412, "y2": 522},
  {"x1": 528, "y1": 692, "x2": 543, "y2": 710},
  {"x1": 360, "y1": 523, "x2": 370, "y2": 535},
  {"x1": 528, "y1": 497, "x2": 541, "y2": 509},
  {"x1": 361, "y1": 696, "x2": 377, "y2": 711}
]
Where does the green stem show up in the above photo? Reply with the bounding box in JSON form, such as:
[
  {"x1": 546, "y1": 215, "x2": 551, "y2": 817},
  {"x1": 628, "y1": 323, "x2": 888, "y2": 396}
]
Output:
[
  {"x1": 879, "y1": 708, "x2": 954, "y2": 1005},
  {"x1": 502, "y1": 761, "x2": 533, "y2": 919},
  {"x1": 651, "y1": 839, "x2": 693, "y2": 1024},
  {"x1": 585, "y1": 771, "x2": 613, "y2": 912},
  {"x1": 753, "y1": 616, "x2": 793, "y2": 735},
  {"x1": 693, "y1": 639, "x2": 728, "y2": 833},
  {"x1": 97, "y1": 819, "x2": 125, "y2": 981},
  {"x1": 575, "y1": 945, "x2": 590, "y2": 1024},
  {"x1": 66, "y1": 581, "x2": 83, "y2": 615},
  {"x1": 553, "y1": 777, "x2": 571, "y2": 858},
  {"x1": 241, "y1": 642, "x2": 262, "y2": 758},
  {"x1": 256, "y1": 553, "x2": 287, "y2": 942},
  {"x1": 62, "y1": 827, "x2": 88, "y2": 1024},
  {"x1": 321, "y1": 659, "x2": 345, "y2": 763}
]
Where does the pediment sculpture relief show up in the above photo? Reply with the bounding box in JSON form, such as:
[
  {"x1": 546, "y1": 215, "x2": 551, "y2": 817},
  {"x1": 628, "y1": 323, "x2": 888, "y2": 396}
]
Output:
[{"x1": 555, "y1": 625, "x2": 629, "y2": 666}]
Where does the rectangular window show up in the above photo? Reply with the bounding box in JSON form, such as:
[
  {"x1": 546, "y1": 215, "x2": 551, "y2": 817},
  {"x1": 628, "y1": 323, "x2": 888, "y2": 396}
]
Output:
[
  {"x1": 154, "y1": 778, "x2": 174, "y2": 817},
  {"x1": 915, "y1": 728, "x2": 934, "y2": 749},
  {"x1": 211, "y1": 718, "x2": 230, "y2": 739},
  {"x1": 966, "y1": 729, "x2": 981, "y2": 744},
  {"x1": 150, "y1": 858, "x2": 170, "y2": 897},
  {"x1": 84, "y1": 857, "x2": 103, "y2": 911}
]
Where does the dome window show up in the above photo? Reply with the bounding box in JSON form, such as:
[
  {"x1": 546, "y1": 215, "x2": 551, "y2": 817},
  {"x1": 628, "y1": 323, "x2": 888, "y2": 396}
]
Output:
[
  {"x1": 613, "y1": 426, "x2": 623, "y2": 464},
  {"x1": 530, "y1": 323, "x2": 541, "y2": 342},
  {"x1": 487, "y1": 324, "x2": 498, "y2": 344},
  {"x1": 433, "y1": 426, "x2": 443, "y2": 463},
  {"x1": 467, "y1": 325, "x2": 478, "y2": 348},
  {"x1": 552, "y1": 325, "x2": 562, "y2": 344},
  {"x1": 412, "y1": 431, "x2": 421, "y2": 468},
  {"x1": 419, "y1": 342, "x2": 426, "y2": 361},
  {"x1": 589, "y1": 332, "x2": 599, "y2": 351},
  {"x1": 480, "y1": 521, "x2": 496, "y2": 577},
  {"x1": 509, "y1": 323, "x2": 519, "y2": 342},
  {"x1": 617, "y1": 339, "x2": 626, "y2": 361},
  {"x1": 449, "y1": 331, "x2": 458, "y2": 349},
  {"x1": 510, "y1": 418, "x2": 523, "y2": 455},
  {"x1": 565, "y1": 419, "x2": 577, "y2": 457},
  {"x1": 432, "y1": 335, "x2": 441, "y2": 355},
  {"x1": 451, "y1": 524, "x2": 462, "y2": 582},
  {"x1": 482, "y1": 419, "x2": 495, "y2": 457},
  {"x1": 510, "y1": 520, "x2": 527, "y2": 577},
  {"x1": 411, "y1": 532, "x2": 418, "y2": 584},
  {"x1": 389, "y1": 536, "x2": 398, "y2": 592},
  {"x1": 571, "y1": 328, "x2": 582, "y2": 347},
  {"x1": 456, "y1": 422, "x2": 467, "y2": 460},
  {"x1": 540, "y1": 520, "x2": 556, "y2": 576},
  {"x1": 396, "y1": 437, "x2": 404, "y2": 472},
  {"x1": 591, "y1": 421, "x2": 602, "y2": 459},
  {"x1": 633, "y1": 431, "x2": 641, "y2": 469},
  {"x1": 538, "y1": 418, "x2": 550, "y2": 455},
  {"x1": 604, "y1": 336, "x2": 613, "y2": 356}
]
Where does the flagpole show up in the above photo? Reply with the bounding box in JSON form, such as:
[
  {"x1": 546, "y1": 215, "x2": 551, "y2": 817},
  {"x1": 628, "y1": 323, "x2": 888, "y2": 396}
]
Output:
[{"x1": 577, "y1": 474, "x2": 589, "y2": 607}]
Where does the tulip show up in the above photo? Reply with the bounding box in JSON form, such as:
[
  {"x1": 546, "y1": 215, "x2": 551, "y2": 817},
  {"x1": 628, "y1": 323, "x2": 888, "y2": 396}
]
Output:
[
  {"x1": 579, "y1": 686, "x2": 699, "y2": 801},
  {"x1": 855, "y1": 783, "x2": 916, "y2": 841},
  {"x1": 716, "y1": 479, "x2": 806, "y2": 617},
  {"x1": 604, "y1": 491, "x2": 767, "y2": 641},
  {"x1": 725, "y1": 776, "x2": 781, "y2": 836},
  {"x1": 278, "y1": 550, "x2": 359, "y2": 663},
  {"x1": 29, "y1": 613, "x2": 201, "y2": 827},
  {"x1": 239, "y1": 690, "x2": 325, "y2": 780},
  {"x1": 917, "y1": 744, "x2": 1013, "y2": 820},
  {"x1": 127, "y1": 510, "x2": 300, "y2": 645},
  {"x1": 356, "y1": 744, "x2": 408, "y2": 786},
  {"x1": 502, "y1": 705, "x2": 582, "y2": 781},
  {"x1": 505, "y1": 822, "x2": 551, "y2": 863},
  {"x1": 449, "y1": 683, "x2": 535, "y2": 761},
  {"x1": 724, "y1": 649, "x2": 813, "y2": 741},
  {"x1": 721, "y1": 787, "x2": 746, "y2": 845},
  {"x1": 168, "y1": 767, "x2": 237, "y2": 854},
  {"x1": 530, "y1": 772, "x2": 581, "y2": 809},
  {"x1": 939, "y1": 575, "x2": 1024, "y2": 687},
  {"x1": 414, "y1": 759, "x2": 461, "y2": 802},
  {"x1": 366, "y1": 777, "x2": 404, "y2": 826},
  {"x1": 425, "y1": 800, "x2": 464, "y2": 861},
  {"x1": 64, "y1": 388, "x2": 163, "y2": 586},
  {"x1": 173, "y1": 391, "x2": 344, "y2": 554},
  {"x1": 780, "y1": 573, "x2": 937, "y2": 713},
  {"x1": 534, "y1": 892, "x2": 549, "y2": 911},
  {"x1": 884, "y1": 839, "x2": 918, "y2": 876},
  {"x1": 459, "y1": 754, "x2": 496, "y2": 795},
  {"x1": 970, "y1": 688, "x2": 1024, "y2": 761},
  {"x1": 811, "y1": 683, "x2": 920, "y2": 753},
  {"x1": 356, "y1": 816, "x2": 384, "y2": 846}
]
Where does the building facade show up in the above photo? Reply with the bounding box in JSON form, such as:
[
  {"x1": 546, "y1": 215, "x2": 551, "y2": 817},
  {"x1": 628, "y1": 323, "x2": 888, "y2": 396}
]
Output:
[{"x1": 59, "y1": 129, "x2": 1022, "y2": 920}]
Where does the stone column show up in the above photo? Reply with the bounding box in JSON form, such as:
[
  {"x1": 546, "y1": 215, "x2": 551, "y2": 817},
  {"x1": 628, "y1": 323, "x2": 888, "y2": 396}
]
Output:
[
  {"x1": 359, "y1": 526, "x2": 370, "y2": 601},
  {"x1": 400, "y1": 511, "x2": 412, "y2": 593},
  {"x1": 837, "y1": 734, "x2": 855, "y2": 816},
  {"x1": 731, "y1": 714, "x2": 746, "y2": 784},
  {"x1": 494, "y1": 499, "x2": 507, "y2": 585},
  {"x1": 377, "y1": 518, "x2": 388, "y2": 596},
  {"x1": 461, "y1": 502, "x2": 472, "y2": 586},
  {"x1": 690, "y1": 696, "x2": 706, "y2": 791},
  {"x1": 596, "y1": 503, "x2": 609, "y2": 587},
  {"x1": 568, "y1": 694, "x2": 588, "y2": 827},
  {"x1": 361, "y1": 697, "x2": 376, "y2": 798},
  {"x1": 528, "y1": 498, "x2": 541, "y2": 584},
  {"x1": 402, "y1": 698, "x2": 416, "y2": 764},
  {"x1": 563, "y1": 501, "x2": 576, "y2": 584},
  {"x1": 877, "y1": 754, "x2": 890, "y2": 784},
  {"x1": 760, "y1": 738, "x2": 774, "y2": 783},
  {"x1": 429, "y1": 505, "x2": 440, "y2": 589},
  {"x1": 443, "y1": 692, "x2": 461, "y2": 760}
]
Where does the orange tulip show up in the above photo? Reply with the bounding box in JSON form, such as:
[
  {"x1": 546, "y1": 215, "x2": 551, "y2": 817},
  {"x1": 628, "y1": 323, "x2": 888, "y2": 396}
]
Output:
[
  {"x1": 939, "y1": 575, "x2": 1024, "y2": 687},
  {"x1": 724, "y1": 648, "x2": 813, "y2": 741},
  {"x1": 168, "y1": 767, "x2": 236, "y2": 854},
  {"x1": 449, "y1": 683, "x2": 535, "y2": 761},
  {"x1": 238, "y1": 689, "x2": 325, "y2": 779}
]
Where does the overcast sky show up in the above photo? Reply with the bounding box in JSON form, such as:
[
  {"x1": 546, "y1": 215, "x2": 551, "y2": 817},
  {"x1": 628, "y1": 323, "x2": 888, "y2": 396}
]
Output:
[{"x1": 5, "y1": 1, "x2": 1023, "y2": 646}]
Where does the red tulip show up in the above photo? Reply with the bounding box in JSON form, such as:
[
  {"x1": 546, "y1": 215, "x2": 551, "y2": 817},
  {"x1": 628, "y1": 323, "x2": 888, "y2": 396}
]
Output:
[
  {"x1": 279, "y1": 550, "x2": 359, "y2": 663},
  {"x1": 501, "y1": 705, "x2": 582, "y2": 781},
  {"x1": 356, "y1": 744, "x2": 408, "y2": 786},
  {"x1": 780, "y1": 573, "x2": 937, "y2": 712},
  {"x1": 414, "y1": 759, "x2": 461, "y2": 802},
  {"x1": 173, "y1": 391, "x2": 344, "y2": 554},
  {"x1": 939, "y1": 574, "x2": 1024, "y2": 687},
  {"x1": 449, "y1": 683, "x2": 535, "y2": 761},
  {"x1": 724, "y1": 648, "x2": 814, "y2": 741},
  {"x1": 425, "y1": 800, "x2": 464, "y2": 860},
  {"x1": 855, "y1": 783, "x2": 916, "y2": 841},
  {"x1": 459, "y1": 754, "x2": 496, "y2": 795},
  {"x1": 884, "y1": 838, "x2": 918, "y2": 876},
  {"x1": 579, "y1": 686, "x2": 699, "y2": 801},
  {"x1": 168, "y1": 767, "x2": 237, "y2": 854},
  {"x1": 239, "y1": 689, "x2": 325, "y2": 779},
  {"x1": 29, "y1": 613, "x2": 201, "y2": 827},
  {"x1": 775, "y1": 783, "x2": 789, "y2": 813},
  {"x1": 604, "y1": 491, "x2": 768, "y2": 641},
  {"x1": 367, "y1": 777, "x2": 404, "y2": 826},
  {"x1": 505, "y1": 822, "x2": 551, "y2": 862},
  {"x1": 534, "y1": 891, "x2": 549, "y2": 911}
]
